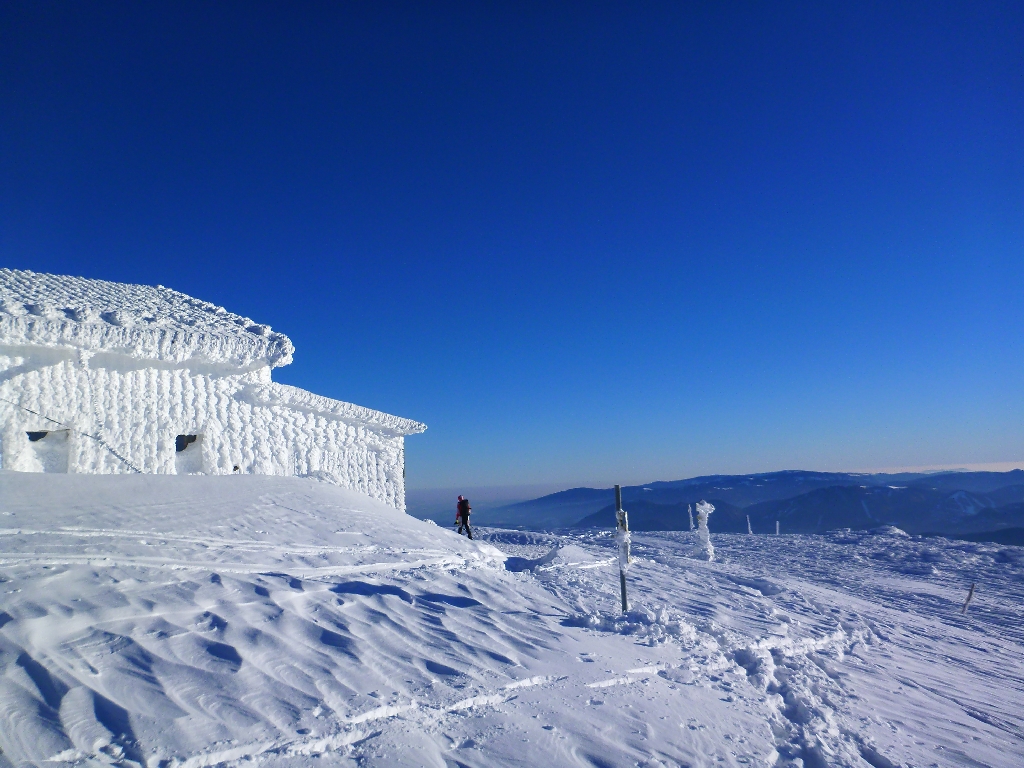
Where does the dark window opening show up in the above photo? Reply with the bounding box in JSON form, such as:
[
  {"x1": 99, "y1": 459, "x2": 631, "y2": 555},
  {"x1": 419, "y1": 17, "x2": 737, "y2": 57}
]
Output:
[
  {"x1": 27, "y1": 431, "x2": 48, "y2": 442},
  {"x1": 176, "y1": 434, "x2": 198, "y2": 452}
]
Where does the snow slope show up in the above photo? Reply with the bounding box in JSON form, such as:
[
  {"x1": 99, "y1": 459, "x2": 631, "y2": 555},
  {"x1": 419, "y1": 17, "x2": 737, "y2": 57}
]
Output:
[{"x1": 0, "y1": 472, "x2": 1021, "y2": 767}]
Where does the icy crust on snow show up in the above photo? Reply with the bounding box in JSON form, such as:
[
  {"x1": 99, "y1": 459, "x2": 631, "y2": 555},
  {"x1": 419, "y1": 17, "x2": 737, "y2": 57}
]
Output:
[
  {"x1": 0, "y1": 269, "x2": 293, "y2": 368},
  {"x1": 0, "y1": 355, "x2": 413, "y2": 509}
]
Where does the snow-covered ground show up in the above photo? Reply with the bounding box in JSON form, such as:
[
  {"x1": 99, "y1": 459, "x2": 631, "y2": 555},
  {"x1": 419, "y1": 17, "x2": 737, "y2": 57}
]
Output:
[{"x1": 1, "y1": 472, "x2": 1021, "y2": 767}]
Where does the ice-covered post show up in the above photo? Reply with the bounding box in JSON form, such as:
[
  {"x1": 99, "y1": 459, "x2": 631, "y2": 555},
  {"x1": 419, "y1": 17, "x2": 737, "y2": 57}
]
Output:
[
  {"x1": 746, "y1": 515, "x2": 752, "y2": 535},
  {"x1": 776, "y1": 520, "x2": 780, "y2": 535},
  {"x1": 688, "y1": 503, "x2": 694, "y2": 531},
  {"x1": 614, "y1": 484, "x2": 630, "y2": 613},
  {"x1": 693, "y1": 500, "x2": 715, "y2": 561}
]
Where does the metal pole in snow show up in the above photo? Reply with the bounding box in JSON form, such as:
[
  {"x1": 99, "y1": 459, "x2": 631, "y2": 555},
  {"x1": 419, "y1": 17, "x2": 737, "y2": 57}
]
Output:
[
  {"x1": 747, "y1": 515, "x2": 752, "y2": 534},
  {"x1": 962, "y1": 583, "x2": 976, "y2": 614},
  {"x1": 776, "y1": 520, "x2": 780, "y2": 535},
  {"x1": 615, "y1": 484, "x2": 629, "y2": 613}
]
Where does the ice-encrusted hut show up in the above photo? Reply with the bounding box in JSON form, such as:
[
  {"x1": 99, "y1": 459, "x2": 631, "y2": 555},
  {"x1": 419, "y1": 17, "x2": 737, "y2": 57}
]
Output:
[{"x1": 0, "y1": 269, "x2": 425, "y2": 510}]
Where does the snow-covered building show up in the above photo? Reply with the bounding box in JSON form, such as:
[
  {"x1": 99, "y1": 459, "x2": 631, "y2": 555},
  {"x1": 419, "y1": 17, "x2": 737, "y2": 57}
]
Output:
[{"x1": 0, "y1": 269, "x2": 425, "y2": 510}]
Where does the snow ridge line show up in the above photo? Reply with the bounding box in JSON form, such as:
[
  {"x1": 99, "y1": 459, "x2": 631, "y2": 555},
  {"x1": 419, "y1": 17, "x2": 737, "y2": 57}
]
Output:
[
  {"x1": 585, "y1": 664, "x2": 668, "y2": 689},
  {"x1": 586, "y1": 676, "x2": 634, "y2": 689},
  {"x1": 0, "y1": 528, "x2": 450, "y2": 559},
  {"x1": 535, "y1": 557, "x2": 617, "y2": 572},
  {"x1": 0, "y1": 554, "x2": 468, "y2": 578},
  {"x1": 502, "y1": 674, "x2": 565, "y2": 690}
]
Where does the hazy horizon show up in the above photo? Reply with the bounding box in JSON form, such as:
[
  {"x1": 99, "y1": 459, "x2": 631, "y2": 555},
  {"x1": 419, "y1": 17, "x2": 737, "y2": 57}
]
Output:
[
  {"x1": 406, "y1": 462, "x2": 1024, "y2": 524},
  {"x1": 407, "y1": 460, "x2": 1024, "y2": 497}
]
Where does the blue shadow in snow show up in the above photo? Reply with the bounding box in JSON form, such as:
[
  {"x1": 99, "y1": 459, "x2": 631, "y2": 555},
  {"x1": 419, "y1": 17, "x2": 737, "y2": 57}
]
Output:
[
  {"x1": 425, "y1": 659, "x2": 460, "y2": 676},
  {"x1": 418, "y1": 594, "x2": 482, "y2": 608},
  {"x1": 330, "y1": 581, "x2": 413, "y2": 603},
  {"x1": 504, "y1": 544, "x2": 561, "y2": 573},
  {"x1": 329, "y1": 582, "x2": 482, "y2": 608},
  {"x1": 205, "y1": 641, "x2": 242, "y2": 670}
]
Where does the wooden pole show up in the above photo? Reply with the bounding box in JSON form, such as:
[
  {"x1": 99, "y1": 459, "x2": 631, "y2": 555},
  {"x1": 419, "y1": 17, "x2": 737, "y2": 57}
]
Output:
[{"x1": 615, "y1": 484, "x2": 628, "y2": 613}]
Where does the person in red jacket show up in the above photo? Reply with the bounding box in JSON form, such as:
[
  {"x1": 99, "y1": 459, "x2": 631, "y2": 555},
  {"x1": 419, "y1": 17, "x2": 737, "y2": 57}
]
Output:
[{"x1": 455, "y1": 495, "x2": 473, "y2": 539}]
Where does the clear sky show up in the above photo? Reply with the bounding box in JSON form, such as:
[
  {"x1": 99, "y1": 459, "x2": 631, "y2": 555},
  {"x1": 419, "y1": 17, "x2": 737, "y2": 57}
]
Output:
[{"x1": 2, "y1": 2, "x2": 1022, "y2": 491}]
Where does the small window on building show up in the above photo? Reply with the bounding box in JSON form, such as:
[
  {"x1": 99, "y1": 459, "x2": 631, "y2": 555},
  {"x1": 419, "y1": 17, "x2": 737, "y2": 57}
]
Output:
[
  {"x1": 176, "y1": 434, "x2": 198, "y2": 452},
  {"x1": 24, "y1": 430, "x2": 70, "y2": 472},
  {"x1": 174, "y1": 434, "x2": 203, "y2": 474}
]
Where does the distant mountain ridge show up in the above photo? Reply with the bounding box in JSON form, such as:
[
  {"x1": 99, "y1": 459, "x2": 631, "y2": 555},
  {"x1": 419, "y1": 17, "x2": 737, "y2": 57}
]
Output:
[
  {"x1": 483, "y1": 469, "x2": 927, "y2": 527},
  {"x1": 484, "y1": 469, "x2": 1024, "y2": 537}
]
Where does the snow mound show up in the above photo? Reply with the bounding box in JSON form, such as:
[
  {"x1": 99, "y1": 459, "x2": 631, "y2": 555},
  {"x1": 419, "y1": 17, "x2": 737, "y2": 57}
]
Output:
[
  {"x1": 564, "y1": 605, "x2": 698, "y2": 646},
  {"x1": 503, "y1": 542, "x2": 607, "y2": 572},
  {"x1": 549, "y1": 543, "x2": 603, "y2": 567}
]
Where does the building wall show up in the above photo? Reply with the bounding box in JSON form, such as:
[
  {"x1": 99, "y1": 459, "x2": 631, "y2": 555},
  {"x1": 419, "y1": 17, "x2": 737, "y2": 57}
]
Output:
[{"x1": 0, "y1": 346, "x2": 409, "y2": 511}]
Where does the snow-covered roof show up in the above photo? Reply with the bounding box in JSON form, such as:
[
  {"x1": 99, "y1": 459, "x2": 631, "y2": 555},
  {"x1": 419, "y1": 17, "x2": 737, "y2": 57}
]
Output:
[
  {"x1": 246, "y1": 383, "x2": 427, "y2": 436},
  {"x1": 0, "y1": 269, "x2": 294, "y2": 368}
]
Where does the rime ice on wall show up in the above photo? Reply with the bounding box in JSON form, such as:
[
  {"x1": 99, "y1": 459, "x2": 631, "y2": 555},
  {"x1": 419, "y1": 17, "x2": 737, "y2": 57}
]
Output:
[
  {"x1": 0, "y1": 270, "x2": 425, "y2": 510},
  {"x1": 0, "y1": 268, "x2": 294, "y2": 367}
]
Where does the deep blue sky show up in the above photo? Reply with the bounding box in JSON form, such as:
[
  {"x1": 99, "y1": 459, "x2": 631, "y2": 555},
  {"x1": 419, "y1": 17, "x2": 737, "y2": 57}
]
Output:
[{"x1": 2, "y1": 2, "x2": 1022, "y2": 490}]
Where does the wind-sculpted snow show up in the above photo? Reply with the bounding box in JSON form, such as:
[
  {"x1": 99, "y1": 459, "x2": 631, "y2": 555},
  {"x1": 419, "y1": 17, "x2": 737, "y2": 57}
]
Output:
[
  {"x1": 244, "y1": 384, "x2": 425, "y2": 437},
  {"x1": 1, "y1": 473, "x2": 1022, "y2": 766},
  {"x1": 0, "y1": 269, "x2": 293, "y2": 368}
]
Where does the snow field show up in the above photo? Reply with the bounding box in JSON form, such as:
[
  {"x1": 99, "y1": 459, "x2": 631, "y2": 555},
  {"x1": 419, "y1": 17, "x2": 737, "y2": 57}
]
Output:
[
  {"x1": 0, "y1": 474, "x2": 777, "y2": 767},
  {"x1": 0, "y1": 472, "x2": 1021, "y2": 766},
  {"x1": 503, "y1": 527, "x2": 1024, "y2": 767}
]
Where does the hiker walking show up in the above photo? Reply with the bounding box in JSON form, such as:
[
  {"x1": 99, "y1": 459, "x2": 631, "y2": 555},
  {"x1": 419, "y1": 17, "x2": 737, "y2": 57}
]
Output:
[{"x1": 455, "y1": 495, "x2": 473, "y2": 539}]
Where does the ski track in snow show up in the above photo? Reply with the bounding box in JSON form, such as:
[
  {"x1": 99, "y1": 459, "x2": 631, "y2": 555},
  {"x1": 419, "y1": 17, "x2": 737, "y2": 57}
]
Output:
[{"x1": 0, "y1": 473, "x2": 1022, "y2": 767}]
